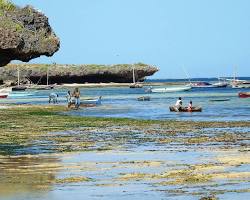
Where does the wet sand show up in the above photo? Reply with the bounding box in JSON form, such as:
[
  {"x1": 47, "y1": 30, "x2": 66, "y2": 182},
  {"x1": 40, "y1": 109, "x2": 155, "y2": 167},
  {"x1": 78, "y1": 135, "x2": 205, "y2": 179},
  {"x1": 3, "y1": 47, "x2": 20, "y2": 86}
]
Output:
[{"x1": 0, "y1": 106, "x2": 250, "y2": 200}]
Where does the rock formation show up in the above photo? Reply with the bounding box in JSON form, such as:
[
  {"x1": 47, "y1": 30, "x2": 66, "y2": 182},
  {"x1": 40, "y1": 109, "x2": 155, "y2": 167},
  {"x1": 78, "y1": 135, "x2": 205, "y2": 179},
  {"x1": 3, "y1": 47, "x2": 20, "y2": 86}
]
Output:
[
  {"x1": 0, "y1": 63, "x2": 159, "y2": 84},
  {"x1": 0, "y1": 0, "x2": 60, "y2": 67}
]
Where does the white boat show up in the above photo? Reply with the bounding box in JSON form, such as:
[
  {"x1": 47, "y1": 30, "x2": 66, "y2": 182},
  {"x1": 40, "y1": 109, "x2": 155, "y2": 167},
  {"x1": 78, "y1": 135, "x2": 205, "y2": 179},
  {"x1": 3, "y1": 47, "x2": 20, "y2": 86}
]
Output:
[
  {"x1": 0, "y1": 88, "x2": 11, "y2": 98},
  {"x1": 69, "y1": 96, "x2": 102, "y2": 107},
  {"x1": 232, "y1": 81, "x2": 250, "y2": 88},
  {"x1": 151, "y1": 86, "x2": 191, "y2": 93}
]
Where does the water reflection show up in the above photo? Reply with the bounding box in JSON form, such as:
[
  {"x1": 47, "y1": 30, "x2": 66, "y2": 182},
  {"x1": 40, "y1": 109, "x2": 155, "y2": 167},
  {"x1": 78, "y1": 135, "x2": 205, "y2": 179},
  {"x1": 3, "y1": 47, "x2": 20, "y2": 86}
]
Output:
[{"x1": 0, "y1": 155, "x2": 60, "y2": 197}]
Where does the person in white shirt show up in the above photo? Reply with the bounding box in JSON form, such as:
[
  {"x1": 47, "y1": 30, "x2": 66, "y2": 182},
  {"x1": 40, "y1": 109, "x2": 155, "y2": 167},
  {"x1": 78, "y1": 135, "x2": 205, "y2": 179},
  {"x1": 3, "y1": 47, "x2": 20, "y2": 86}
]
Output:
[{"x1": 175, "y1": 97, "x2": 183, "y2": 111}]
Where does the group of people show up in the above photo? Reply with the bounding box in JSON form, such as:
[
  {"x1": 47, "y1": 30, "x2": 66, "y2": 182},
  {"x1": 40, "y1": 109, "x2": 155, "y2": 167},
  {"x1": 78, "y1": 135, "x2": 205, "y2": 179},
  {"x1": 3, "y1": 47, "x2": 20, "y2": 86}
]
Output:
[
  {"x1": 49, "y1": 88, "x2": 81, "y2": 109},
  {"x1": 175, "y1": 97, "x2": 193, "y2": 112}
]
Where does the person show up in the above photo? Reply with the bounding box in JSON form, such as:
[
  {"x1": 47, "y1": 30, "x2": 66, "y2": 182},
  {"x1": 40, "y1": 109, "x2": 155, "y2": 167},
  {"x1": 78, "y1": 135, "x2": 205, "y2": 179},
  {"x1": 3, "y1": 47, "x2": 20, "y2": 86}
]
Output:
[
  {"x1": 66, "y1": 90, "x2": 72, "y2": 108},
  {"x1": 73, "y1": 88, "x2": 81, "y2": 109},
  {"x1": 175, "y1": 97, "x2": 183, "y2": 111},
  {"x1": 187, "y1": 101, "x2": 193, "y2": 112},
  {"x1": 49, "y1": 92, "x2": 58, "y2": 104}
]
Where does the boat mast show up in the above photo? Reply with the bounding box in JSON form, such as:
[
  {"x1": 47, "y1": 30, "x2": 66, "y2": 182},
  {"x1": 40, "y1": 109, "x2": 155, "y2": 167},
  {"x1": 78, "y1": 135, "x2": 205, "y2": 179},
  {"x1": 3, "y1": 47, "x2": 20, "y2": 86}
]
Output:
[
  {"x1": 132, "y1": 65, "x2": 136, "y2": 84},
  {"x1": 17, "y1": 67, "x2": 20, "y2": 86},
  {"x1": 46, "y1": 67, "x2": 49, "y2": 86}
]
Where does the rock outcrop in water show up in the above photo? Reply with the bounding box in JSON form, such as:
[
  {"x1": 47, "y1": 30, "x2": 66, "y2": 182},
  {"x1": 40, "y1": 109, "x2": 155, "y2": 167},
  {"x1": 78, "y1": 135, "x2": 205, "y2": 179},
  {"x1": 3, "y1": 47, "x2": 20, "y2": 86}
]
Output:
[
  {"x1": 0, "y1": 0, "x2": 60, "y2": 67},
  {"x1": 0, "y1": 63, "x2": 159, "y2": 84}
]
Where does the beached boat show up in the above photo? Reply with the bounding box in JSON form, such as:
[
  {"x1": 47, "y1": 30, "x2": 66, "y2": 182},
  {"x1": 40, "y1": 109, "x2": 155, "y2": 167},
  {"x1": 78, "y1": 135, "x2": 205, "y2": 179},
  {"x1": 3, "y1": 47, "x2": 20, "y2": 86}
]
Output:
[
  {"x1": 238, "y1": 92, "x2": 250, "y2": 98},
  {"x1": 137, "y1": 96, "x2": 150, "y2": 101},
  {"x1": 151, "y1": 86, "x2": 191, "y2": 93},
  {"x1": 12, "y1": 67, "x2": 27, "y2": 91},
  {"x1": 0, "y1": 88, "x2": 10, "y2": 98},
  {"x1": 69, "y1": 96, "x2": 102, "y2": 108},
  {"x1": 169, "y1": 106, "x2": 202, "y2": 112}
]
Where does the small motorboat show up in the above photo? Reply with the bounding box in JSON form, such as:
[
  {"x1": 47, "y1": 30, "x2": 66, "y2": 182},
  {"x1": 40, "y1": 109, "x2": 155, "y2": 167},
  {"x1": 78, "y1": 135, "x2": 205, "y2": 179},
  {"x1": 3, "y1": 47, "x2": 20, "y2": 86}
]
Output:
[
  {"x1": 137, "y1": 96, "x2": 151, "y2": 101},
  {"x1": 169, "y1": 106, "x2": 202, "y2": 112},
  {"x1": 239, "y1": 92, "x2": 250, "y2": 98},
  {"x1": 151, "y1": 86, "x2": 191, "y2": 93},
  {"x1": 68, "y1": 96, "x2": 102, "y2": 108},
  {"x1": 188, "y1": 82, "x2": 216, "y2": 88}
]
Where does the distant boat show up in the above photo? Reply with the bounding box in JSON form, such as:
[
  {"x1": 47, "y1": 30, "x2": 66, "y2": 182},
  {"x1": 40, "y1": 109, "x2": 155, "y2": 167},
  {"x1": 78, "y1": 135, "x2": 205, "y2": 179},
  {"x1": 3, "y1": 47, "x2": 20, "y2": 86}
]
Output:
[
  {"x1": 188, "y1": 82, "x2": 216, "y2": 88},
  {"x1": 28, "y1": 68, "x2": 55, "y2": 90},
  {"x1": 239, "y1": 92, "x2": 250, "y2": 98},
  {"x1": 0, "y1": 88, "x2": 10, "y2": 98},
  {"x1": 12, "y1": 67, "x2": 27, "y2": 91},
  {"x1": 169, "y1": 106, "x2": 202, "y2": 112},
  {"x1": 129, "y1": 66, "x2": 143, "y2": 88},
  {"x1": 137, "y1": 96, "x2": 151, "y2": 101},
  {"x1": 151, "y1": 86, "x2": 191, "y2": 93},
  {"x1": 232, "y1": 81, "x2": 250, "y2": 89},
  {"x1": 209, "y1": 98, "x2": 230, "y2": 102},
  {"x1": 212, "y1": 78, "x2": 228, "y2": 88}
]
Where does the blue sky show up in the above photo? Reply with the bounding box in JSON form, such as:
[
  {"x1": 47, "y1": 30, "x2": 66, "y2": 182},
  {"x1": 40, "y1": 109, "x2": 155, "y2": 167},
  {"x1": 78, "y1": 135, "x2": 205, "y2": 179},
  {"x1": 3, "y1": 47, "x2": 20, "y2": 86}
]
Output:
[{"x1": 13, "y1": 0, "x2": 250, "y2": 78}]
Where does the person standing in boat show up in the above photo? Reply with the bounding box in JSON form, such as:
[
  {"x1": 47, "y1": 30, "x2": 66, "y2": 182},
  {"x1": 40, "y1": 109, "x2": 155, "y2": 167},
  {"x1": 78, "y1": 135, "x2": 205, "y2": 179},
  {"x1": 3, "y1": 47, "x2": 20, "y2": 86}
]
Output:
[
  {"x1": 73, "y1": 88, "x2": 81, "y2": 109},
  {"x1": 175, "y1": 97, "x2": 183, "y2": 111}
]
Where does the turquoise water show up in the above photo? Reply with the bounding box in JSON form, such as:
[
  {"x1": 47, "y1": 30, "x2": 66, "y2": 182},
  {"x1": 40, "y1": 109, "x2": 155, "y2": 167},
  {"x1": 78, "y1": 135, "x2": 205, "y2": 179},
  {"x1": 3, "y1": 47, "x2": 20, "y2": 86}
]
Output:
[{"x1": 4, "y1": 86, "x2": 249, "y2": 121}]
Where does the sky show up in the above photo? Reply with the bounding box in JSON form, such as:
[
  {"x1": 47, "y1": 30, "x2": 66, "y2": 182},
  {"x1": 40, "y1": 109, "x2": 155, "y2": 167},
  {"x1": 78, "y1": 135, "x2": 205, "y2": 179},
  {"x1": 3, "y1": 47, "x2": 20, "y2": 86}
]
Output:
[{"x1": 12, "y1": 0, "x2": 250, "y2": 79}]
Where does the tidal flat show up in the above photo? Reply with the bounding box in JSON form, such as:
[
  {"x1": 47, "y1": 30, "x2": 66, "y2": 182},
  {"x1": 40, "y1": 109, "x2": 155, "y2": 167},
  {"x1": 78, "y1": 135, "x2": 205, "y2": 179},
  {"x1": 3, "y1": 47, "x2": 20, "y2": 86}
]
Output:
[{"x1": 0, "y1": 105, "x2": 250, "y2": 200}]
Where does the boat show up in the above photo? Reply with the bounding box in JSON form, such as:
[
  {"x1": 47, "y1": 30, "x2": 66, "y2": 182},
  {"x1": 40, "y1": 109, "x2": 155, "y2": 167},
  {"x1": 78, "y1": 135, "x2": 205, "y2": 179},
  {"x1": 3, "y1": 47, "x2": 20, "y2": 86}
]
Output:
[
  {"x1": 69, "y1": 96, "x2": 102, "y2": 107},
  {"x1": 137, "y1": 96, "x2": 151, "y2": 101},
  {"x1": 129, "y1": 66, "x2": 143, "y2": 88},
  {"x1": 209, "y1": 98, "x2": 230, "y2": 102},
  {"x1": 151, "y1": 86, "x2": 191, "y2": 93},
  {"x1": 0, "y1": 88, "x2": 10, "y2": 98},
  {"x1": 28, "y1": 68, "x2": 55, "y2": 90},
  {"x1": 232, "y1": 81, "x2": 250, "y2": 89},
  {"x1": 12, "y1": 67, "x2": 27, "y2": 91},
  {"x1": 188, "y1": 82, "x2": 216, "y2": 88},
  {"x1": 169, "y1": 106, "x2": 202, "y2": 112},
  {"x1": 238, "y1": 92, "x2": 250, "y2": 98}
]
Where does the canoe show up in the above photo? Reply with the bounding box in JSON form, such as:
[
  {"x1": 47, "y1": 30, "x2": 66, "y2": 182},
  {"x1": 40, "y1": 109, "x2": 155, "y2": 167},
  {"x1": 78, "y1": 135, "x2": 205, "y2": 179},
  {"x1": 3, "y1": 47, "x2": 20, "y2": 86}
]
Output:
[
  {"x1": 239, "y1": 92, "x2": 250, "y2": 98},
  {"x1": 68, "y1": 96, "x2": 102, "y2": 108},
  {"x1": 137, "y1": 96, "x2": 150, "y2": 101},
  {"x1": 151, "y1": 86, "x2": 191, "y2": 93},
  {"x1": 169, "y1": 106, "x2": 202, "y2": 112}
]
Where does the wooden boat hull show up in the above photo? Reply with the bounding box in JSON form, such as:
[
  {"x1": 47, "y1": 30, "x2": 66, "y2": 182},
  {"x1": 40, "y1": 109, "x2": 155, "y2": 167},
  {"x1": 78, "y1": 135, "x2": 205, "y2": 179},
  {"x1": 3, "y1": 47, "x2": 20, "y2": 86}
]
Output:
[
  {"x1": 169, "y1": 106, "x2": 202, "y2": 112},
  {"x1": 239, "y1": 92, "x2": 250, "y2": 98}
]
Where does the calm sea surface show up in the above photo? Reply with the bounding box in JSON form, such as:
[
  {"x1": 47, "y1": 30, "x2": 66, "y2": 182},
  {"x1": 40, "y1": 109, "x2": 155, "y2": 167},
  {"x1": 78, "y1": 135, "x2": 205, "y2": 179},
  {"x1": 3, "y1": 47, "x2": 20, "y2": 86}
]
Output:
[{"x1": 3, "y1": 82, "x2": 250, "y2": 122}]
